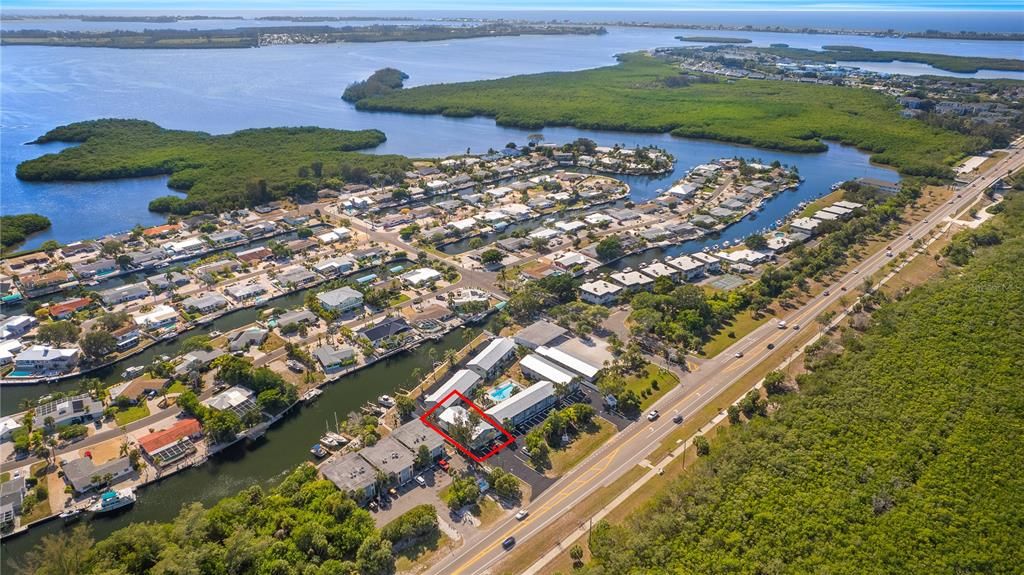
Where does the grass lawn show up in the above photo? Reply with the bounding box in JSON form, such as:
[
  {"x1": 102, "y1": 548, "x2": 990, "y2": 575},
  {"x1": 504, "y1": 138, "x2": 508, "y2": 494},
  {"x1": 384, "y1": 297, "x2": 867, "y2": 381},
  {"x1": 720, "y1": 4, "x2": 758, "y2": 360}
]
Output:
[
  {"x1": 546, "y1": 418, "x2": 616, "y2": 478},
  {"x1": 623, "y1": 364, "x2": 679, "y2": 411},
  {"x1": 166, "y1": 381, "x2": 189, "y2": 394},
  {"x1": 0, "y1": 472, "x2": 9, "y2": 482},
  {"x1": 700, "y1": 310, "x2": 772, "y2": 358},
  {"x1": 260, "y1": 332, "x2": 287, "y2": 353},
  {"x1": 21, "y1": 498, "x2": 52, "y2": 524},
  {"x1": 394, "y1": 533, "x2": 454, "y2": 573},
  {"x1": 389, "y1": 293, "x2": 412, "y2": 306},
  {"x1": 799, "y1": 189, "x2": 845, "y2": 217},
  {"x1": 114, "y1": 403, "x2": 151, "y2": 426},
  {"x1": 30, "y1": 461, "x2": 48, "y2": 477},
  {"x1": 473, "y1": 496, "x2": 505, "y2": 529}
]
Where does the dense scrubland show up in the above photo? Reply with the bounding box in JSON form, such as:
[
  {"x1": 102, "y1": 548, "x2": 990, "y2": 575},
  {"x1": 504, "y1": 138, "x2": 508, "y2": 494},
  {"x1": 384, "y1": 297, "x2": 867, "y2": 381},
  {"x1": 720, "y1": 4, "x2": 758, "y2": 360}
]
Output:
[
  {"x1": 356, "y1": 54, "x2": 986, "y2": 177},
  {"x1": 16, "y1": 119, "x2": 410, "y2": 214},
  {"x1": 760, "y1": 44, "x2": 1024, "y2": 74},
  {"x1": 0, "y1": 214, "x2": 51, "y2": 249},
  {"x1": 576, "y1": 193, "x2": 1024, "y2": 574}
]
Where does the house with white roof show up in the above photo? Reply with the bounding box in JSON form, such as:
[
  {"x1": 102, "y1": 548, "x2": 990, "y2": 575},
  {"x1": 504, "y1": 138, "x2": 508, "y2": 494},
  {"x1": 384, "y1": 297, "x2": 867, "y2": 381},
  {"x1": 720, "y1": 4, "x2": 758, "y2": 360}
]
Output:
[
  {"x1": 640, "y1": 262, "x2": 678, "y2": 281},
  {"x1": 584, "y1": 213, "x2": 614, "y2": 226},
  {"x1": 554, "y1": 221, "x2": 587, "y2": 234},
  {"x1": 14, "y1": 345, "x2": 80, "y2": 376},
  {"x1": 132, "y1": 304, "x2": 178, "y2": 330},
  {"x1": 666, "y1": 255, "x2": 705, "y2": 281},
  {"x1": 466, "y1": 337, "x2": 516, "y2": 380},
  {"x1": 579, "y1": 280, "x2": 622, "y2": 305},
  {"x1": 400, "y1": 268, "x2": 442, "y2": 288},
  {"x1": 789, "y1": 217, "x2": 822, "y2": 235},
  {"x1": 447, "y1": 218, "x2": 478, "y2": 234},
  {"x1": 690, "y1": 252, "x2": 722, "y2": 273},
  {"x1": 610, "y1": 270, "x2": 654, "y2": 291},
  {"x1": 317, "y1": 286, "x2": 364, "y2": 313},
  {"x1": 478, "y1": 380, "x2": 562, "y2": 441},
  {"x1": 425, "y1": 369, "x2": 482, "y2": 406}
]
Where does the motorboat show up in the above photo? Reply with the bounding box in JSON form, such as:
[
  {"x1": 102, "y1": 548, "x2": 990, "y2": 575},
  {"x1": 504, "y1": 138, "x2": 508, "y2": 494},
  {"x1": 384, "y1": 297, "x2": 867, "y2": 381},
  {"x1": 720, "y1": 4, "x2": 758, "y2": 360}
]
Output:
[
  {"x1": 310, "y1": 444, "x2": 328, "y2": 458},
  {"x1": 121, "y1": 366, "x2": 145, "y2": 379},
  {"x1": 89, "y1": 488, "x2": 136, "y2": 514},
  {"x1": 378, "y1": 395, "x2": 396, "y2": 408},
  {"x1": 301, "y1": 388, "x2": 323, "y2": 403},
  {"x1": 59, "y1": 508, "x2": 82, "y2": 523}
]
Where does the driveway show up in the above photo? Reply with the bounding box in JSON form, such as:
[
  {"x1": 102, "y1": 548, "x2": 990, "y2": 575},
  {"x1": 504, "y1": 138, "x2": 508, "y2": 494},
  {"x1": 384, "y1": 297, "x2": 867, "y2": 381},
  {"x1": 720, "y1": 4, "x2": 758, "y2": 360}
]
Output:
[{"x1": 371, "y1": 466, "x2": 452, "y2": 527}]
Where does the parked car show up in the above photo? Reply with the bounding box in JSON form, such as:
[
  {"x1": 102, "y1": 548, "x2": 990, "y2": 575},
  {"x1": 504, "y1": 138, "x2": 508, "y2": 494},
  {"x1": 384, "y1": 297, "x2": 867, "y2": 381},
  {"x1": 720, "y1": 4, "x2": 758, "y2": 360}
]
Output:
[
  {"x1": 647, "y1": 410, "x2": 660, "y2": 421},
  {"x1": 502, "y1": 537, "x2": 516, "y2": 550},
  {"x1": 438, "y1": 459, "x2": 450, "y2": 472},
  {"x1": 515, "y1": 509, "x2": 529, "y2": 520},
  {"x1": 415, "y1": 475, "x2": 426, "y2": 487}
]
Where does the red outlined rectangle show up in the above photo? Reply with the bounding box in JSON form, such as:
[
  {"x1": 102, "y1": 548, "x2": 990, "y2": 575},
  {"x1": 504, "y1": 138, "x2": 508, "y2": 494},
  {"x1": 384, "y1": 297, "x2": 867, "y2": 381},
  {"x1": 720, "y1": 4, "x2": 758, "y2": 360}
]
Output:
[{"x1": 420, "y1": 389, "x2": 516, "y2": 463}]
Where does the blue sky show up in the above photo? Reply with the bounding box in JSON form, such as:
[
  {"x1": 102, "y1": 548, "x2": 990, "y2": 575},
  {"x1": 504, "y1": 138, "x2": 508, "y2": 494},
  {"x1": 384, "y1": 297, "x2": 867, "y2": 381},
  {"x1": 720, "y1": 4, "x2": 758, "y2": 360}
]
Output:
[{"x1": 3, "y1": 1, "x2": 1022, "y2": 11}]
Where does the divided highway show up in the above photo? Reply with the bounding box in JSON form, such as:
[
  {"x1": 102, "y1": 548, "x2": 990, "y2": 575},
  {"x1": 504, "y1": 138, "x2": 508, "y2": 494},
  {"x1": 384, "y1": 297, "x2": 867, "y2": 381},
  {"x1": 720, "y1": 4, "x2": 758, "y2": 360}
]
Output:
[{"x1": 426, "y1": 148, "x2": 1024, "y2": 575}]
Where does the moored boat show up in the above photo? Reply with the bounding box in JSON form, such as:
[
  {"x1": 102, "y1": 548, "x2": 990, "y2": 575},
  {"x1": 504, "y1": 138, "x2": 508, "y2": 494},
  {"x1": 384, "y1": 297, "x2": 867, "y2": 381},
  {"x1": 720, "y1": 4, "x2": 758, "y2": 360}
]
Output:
[{"x1": 89, "y1": 488, "x2": 136, "y2": 514}]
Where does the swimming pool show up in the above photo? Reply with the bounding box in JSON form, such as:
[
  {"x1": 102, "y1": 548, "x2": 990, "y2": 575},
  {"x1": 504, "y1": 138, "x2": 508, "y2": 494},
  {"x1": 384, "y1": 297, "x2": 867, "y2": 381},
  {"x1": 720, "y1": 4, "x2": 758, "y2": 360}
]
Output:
[{"x1": 488, "y1": 381, "x2": 518, "y2": 402}]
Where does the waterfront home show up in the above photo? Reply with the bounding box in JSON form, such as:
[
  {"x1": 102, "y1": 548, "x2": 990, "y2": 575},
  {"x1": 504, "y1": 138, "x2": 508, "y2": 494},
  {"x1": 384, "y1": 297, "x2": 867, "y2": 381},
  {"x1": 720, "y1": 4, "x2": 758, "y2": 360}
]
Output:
[
  {"x1": 15, "y1": 345, "x2": 80, "y2": 376},
  {"x1": 789, "y1": 217, "x2": 822, "y2": 236},
  {"x1": 0, "y1": 315, "x2": 37, "y2": 340},
  {"x1": 224, "y1": 283, "x2": 267, "y2": 301},
  {"x1": 142, "y1": 224, "x2": 180, "y2": 238},
  {"x1": 138, "y1": 418, "x2": 202, "y2": 467},
  {"x1": 132, "y1": 304, "x2": 179, "y2": 331},
  {"x1": 448, "y1": 288, "x2": 490, "y2": 309},
  {"x1": 425, "y1": 369, "x2": 483, "y2": 406},
  {"x1": 236, "y1": 246, "x2": 273, "y2": 263},
  {"x1": 359, "y1": 436, "x2": 416, "y2": 486},
  {"x1": 34, "y1": 393, "x2": 101, "y2": 427},
  {"x1": 690, "y1": 252, "x2": 722, "y2": 273},
  {"x1": 110, "y1": 325, "x2": 141, "y2": 351},
  {"x1": 0, "y1": 477, "x2": 26, "y2": 521},
  {"x1": 854, "y1": 177, "x2": 900, "y2": 194},
  {"x1": 610, "y1": 270, "x2": 655, "y2": 291},
  {"x1": 277, "y1": 309, "x2": 318, "y2": 327},
  {"x1": 4, "y1": 252, "x2": 49, "y2": 272},
  {"x1": 640, "y1": 261, "x2": 679, "y2": 281},
  {"x1": 312, "y1": 256, "x2": 355, "y2": 276},
  {"x1": 498, "y1": 203, "x2": 533, "y2": 220},
  {"x1": 208, "y1": 229, "x2": 245, "y2": 246},
  {"x1": 519, "y1": 354, "x2": 577, "y2": 386},
  {"x1": 447, "y1": 218, "x2": 478, "y2": 235},
  {"x1": 313, "y1": 344, "x2": 357, "y2": 372},
  {"x1": 400, "y1": 268, "x2": 442, "y2": 288},
  {"x1": 174, "y1": 350, "x2": 226, "y2": 377},
  {"x1": 275, "y1": 266, "x2": 318, "y2": 288},
  {"x1": 285, "y1": 239, "x2": 318, "y2": 254},
  {"x1": 583, "y1": 213, "x2": 615, "y2": 227},
  {"x1": 391, "y1": 419, "x2": 446, "y2": 461},
  {"x1": 467, "y1": 337, "x2": 516, "y2": 381},
  {"x1": 833, "y1": 200, "x2": 864, "y2": 211},
  {"x1": 147, "y1": 271, "x2": 190, "y2": 291},
  {"x1": 62, "y1": 456, "x2": 133, "y2": 494},
  {"x1": 358, "y1": 317, "x2": 412, "y2": 347},
  {"x1": 125, "y1": 247, "x2": 167, "y2": 268},
  {"x1": 514, "y1": 320, "x2": 568, "y2": 351},
  {"x1": 193, "y1": 260, "x2": 240, "y2": 283},
  {"x1": 202, "y1": 386, "x2": 258, "y2": 418},
  {"x1": 180, "y1": 292, "x2": 229, "y2": 314},
  {"x1": 322, "y1": 451, "x2": 377, "y2": 504},
  {"x1": 228, "y1": 328, "x2": 268, "y2": 352},
  {"x1": 666, "y1": 255, "x2": 705, "y2": 281},
  {"x1": 316, "y1": 286, "x2": 364, "y2": 313},
  {"x1": 0, "y1": 339, "x2": 24, "y2": 366},
  {"x1": 690, "y1": 214, "x2": 718, "y2": 228},
  {"x1": 0, "y1": 415, "x2": 23, "y2": 441},
  {"x1": 812, "y1": 210, "x2": 840, "y2": 222},
  {"x1": 579, "y1": 280, "x2": 622, "y2": 305},
  {"x1": 72, "y1": 258, "x2": 117, "y2": 279},
  {"x1": 607, "y1": 208, "x2": 640, "y2": 222},
  {"x1": 497, "y1": 237, "x2": 530, "y2": 252},
  {"x1": 163, "y1": 237, "x2": 206, "y2": 255},
  {"x1": 18, "y1": 270, "x2": 74, "y2": 293},
  {"x1": 99, "y1": 282, "x2": 150, "y2": 306}
]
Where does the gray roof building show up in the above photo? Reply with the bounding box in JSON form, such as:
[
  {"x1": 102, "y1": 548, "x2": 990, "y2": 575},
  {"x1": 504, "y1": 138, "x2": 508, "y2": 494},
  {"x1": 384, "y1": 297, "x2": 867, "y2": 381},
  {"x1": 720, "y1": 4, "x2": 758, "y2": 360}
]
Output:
[
  {"x1": 314, "y1": 344, "x2": 356, "y2": 371},
  {"x1": 278, "y1": 309, "x2": 318, "y2": 326},
  {"x1": 322, "y1": 451, "x2": 377, "y2": 502},
  {"x1": 62, "y1": 456, "x2": 133, "y2": 493},
  {"x1": 391, "y1": 419, "x2": 446, "y2": 460},
  {"x1": 466, "y1": 337, "x2": 516, "y2": 379},
  {"x1": 180, "y1": 292, "x2": 229, "y2": 313},
  {"x1": 514, "y1": 320, "x2": 568, "y2": 350},
  {"x1": 359, "y1": 436, "x2": 416, "y2": 485},
  {"x1": 228, "y1": 328, "x2": 267, "y2": 352},
  {"x1": 316, "y1": 286, "x2": 364, "y2": 312}
]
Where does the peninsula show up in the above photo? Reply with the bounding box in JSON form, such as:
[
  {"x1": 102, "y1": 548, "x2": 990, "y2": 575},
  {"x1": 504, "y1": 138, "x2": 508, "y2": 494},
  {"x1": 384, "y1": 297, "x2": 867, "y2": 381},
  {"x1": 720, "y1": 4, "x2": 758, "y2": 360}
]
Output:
[
  {"x1": 353, "y1": 53, "x2": 986, "y2": 178},
  {"x1": 676, "y1": 35, "x2": 752, "y2": 43},
  {"x1": 0, "y1": 23, "x2": 608, "y2": 49},
  {"x1": 16, "y1": 120, "x2": 409, "y2": 213}
]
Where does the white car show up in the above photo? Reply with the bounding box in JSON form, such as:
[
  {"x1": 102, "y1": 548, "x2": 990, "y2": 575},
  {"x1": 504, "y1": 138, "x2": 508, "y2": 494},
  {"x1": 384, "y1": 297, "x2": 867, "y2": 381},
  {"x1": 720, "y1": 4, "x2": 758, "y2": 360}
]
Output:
[
  {"x1": 647, "y1": 410, "x2": 660, "y2": 421},
  {"x1": 515, "y1": 509, "x2": 529, "y2": 520},
  {"x1": 415, "y1": 475, "x2": 426, "y2": 487}
]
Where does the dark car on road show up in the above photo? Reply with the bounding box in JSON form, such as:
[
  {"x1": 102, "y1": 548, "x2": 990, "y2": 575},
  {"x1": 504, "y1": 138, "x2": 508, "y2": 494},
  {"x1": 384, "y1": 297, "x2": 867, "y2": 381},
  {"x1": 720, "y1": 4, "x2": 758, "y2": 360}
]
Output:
[{"x1": 503, "y1": 537, "x2": 516, "y2": 550}]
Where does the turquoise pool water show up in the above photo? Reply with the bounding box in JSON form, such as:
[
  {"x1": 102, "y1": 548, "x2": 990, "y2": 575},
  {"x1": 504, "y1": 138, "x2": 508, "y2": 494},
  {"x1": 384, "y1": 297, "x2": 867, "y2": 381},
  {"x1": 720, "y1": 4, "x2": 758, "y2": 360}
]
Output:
[{"x1": 488, "y1": 382, "x2": 518, "y2": 402}]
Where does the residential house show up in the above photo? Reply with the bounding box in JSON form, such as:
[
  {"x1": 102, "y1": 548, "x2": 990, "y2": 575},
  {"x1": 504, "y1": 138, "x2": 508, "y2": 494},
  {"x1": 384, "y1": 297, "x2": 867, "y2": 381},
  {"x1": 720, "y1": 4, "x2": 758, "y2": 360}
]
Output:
[
  {"x1": 236, "y1": 247, "x2": 273, "y2": 263},
  {"x1": 513, "y1": 320, "x2": 568, "y2": 351},
  {"x1": 15, "y1": 345, "x2": 80, "y2": 376},
  {"x1": 314, "y1": 344, "x2": 357, "y2": 372},
  {"x1": 579, "y1": 280, "x2": 622, "y2": 305},
  {"x1": 317, "y1": 286, "x2": 364, "y2": 313},
  {"x1": 174, "y1": 349, "x2": 226, "y2": 376},
  {"x1": 400, "y1": 268, "x2": 442, "y2": 288},
  {"x1": 34, "y1": 393, "x2": 101, "y2": 427},
  {"x1": 146, "y1": 271, "x2": 189, "y2": 291},
  {"x1": 99, "y1": 283, "x2": 150, "y2": 306},
  {"x1": 278, "y1": 309, "x2": 318, "y2": 327},
  {"x1": 110, "y1": 325, "x2": 141, "y2": 351},
  {"x1": 138, "y1": 418, "x2": 202, "y2": 466},
  {"x1": 228, "y1": 328, "x2": 267, "y2": 352},
  {"x1": 208, "y1": 229, "x2": 245, "y2": 246},
  {"x1": 224, "y1": 283, "x2": 266, "y2": 301},
  {"x1": 180, "y1": 292, "x2": 229, "y2": 314},
  {"x1": 359, "y1": 317, "x2": 412, "y2": 347},
  {"x1": 201, "y1": 386, "x2": 258, "y2": 418},
  {"x1": 72, "y1": 258, "x2": 117, "y2": 279},
  {"x1": 466, "y1": 337, "x2": 516, "y2": 380},
  {"x1": 132, "y1": 305, "x2": 179, "y2": 331},
  {"x1": 312, "y1": 256, "x2": 355, "y2": 276},
  {"x1": 0, "y1": 315, "x2": 37, "y2": 340},
  {"x1": 61, "y1": 456, "x2": 133, "y2": 494},
  {"x1": 276, "y1": 266, "x2": 318, "y2": 288}
]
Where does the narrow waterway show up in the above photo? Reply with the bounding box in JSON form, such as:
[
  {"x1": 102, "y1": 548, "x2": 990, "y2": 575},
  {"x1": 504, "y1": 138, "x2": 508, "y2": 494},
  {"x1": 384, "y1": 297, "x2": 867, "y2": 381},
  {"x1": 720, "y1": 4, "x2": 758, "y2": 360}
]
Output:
[{"x1": 0, "y1": 321, "x2": 491, "y2": 559}]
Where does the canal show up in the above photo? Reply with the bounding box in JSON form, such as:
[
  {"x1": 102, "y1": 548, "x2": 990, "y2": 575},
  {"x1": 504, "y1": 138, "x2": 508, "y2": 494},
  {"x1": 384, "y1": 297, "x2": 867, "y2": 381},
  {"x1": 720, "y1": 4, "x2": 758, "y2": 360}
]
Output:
[{"x1": 1, "y1": 320, "x2": 492, "y2": 559}]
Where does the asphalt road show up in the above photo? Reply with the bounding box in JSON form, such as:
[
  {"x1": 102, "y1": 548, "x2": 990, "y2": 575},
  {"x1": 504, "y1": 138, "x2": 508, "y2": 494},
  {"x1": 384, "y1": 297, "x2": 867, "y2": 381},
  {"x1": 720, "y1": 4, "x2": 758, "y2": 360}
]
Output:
[{"x1": 424, "y1": 148, "x2": 1024, "y2": 575}]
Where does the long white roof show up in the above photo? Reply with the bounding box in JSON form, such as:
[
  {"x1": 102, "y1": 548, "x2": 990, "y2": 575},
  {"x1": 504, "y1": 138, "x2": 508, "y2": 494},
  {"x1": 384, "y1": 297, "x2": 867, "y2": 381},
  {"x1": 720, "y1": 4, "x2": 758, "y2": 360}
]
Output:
[
  {"x1": 425, "y1": 369, "x2": 482, "y2": 404},
  {"x1": 536, "y1": 346, "x2": 600, "y2": 380},
  {"x1": 519, "y1": 354, "x2": 576, "y2": 385},
  {"x1": 467, "y1": 337, "x2": 515, "y2": 373},
  {"x1": 485, "y1": 380, "x2": 554, "y2": 423}
]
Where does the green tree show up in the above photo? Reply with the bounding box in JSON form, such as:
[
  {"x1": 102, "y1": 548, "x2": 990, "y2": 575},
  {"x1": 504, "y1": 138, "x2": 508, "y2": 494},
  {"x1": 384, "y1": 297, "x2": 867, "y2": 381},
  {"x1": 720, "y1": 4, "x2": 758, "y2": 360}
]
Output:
[
  {"x1": 763, "y1": 370, "x2": 787, "y2": 395},
  {"x1": 395, "y1": 395, "x2": 416, "y2": 421},
  {"x1": 80, "y1": 330, "x2": 117, "y2": 359},
  {"x1": 694, "y1": 435, "x2": 710, "y2": 457},
  {"x1": 480, "y1": 248, "x2": 503, "y2": 266},
  {"x1": 37, "y1": 320, "x2": 81, "y2": 346}
]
